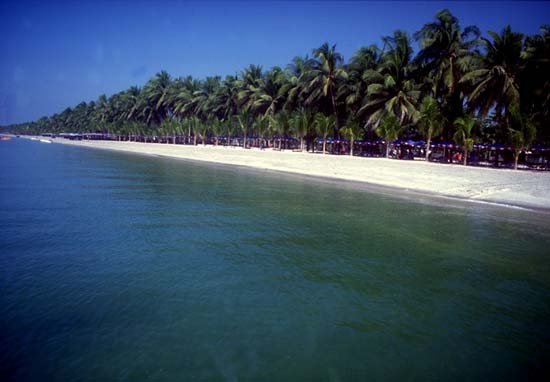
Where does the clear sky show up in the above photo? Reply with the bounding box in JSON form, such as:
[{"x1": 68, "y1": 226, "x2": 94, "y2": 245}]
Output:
[{"x1": 1, "y1": 1, "x2": 548, "y2": 125}]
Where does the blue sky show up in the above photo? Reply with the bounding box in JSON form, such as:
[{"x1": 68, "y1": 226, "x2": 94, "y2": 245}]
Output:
[{"x1": 1, "y1": 1, "x2": 548, "y2": 125}]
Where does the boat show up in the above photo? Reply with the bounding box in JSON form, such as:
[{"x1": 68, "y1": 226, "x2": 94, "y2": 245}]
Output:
[
  {"x1": 39, "y1": 139, "x2": 52, "y2": 144},
  {"x1": 0, "y1": 136, "x2": 12, "y2": 141}
]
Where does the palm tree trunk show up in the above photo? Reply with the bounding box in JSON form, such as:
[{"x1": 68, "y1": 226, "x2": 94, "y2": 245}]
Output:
[
  {"x1": 300, "y1": 137, "x2": 304, "y2": 151},
  {"x1": 350, "y1": 139, "x2": 354, "y2": 156},
  {"x1": 244, "y1": 131, "x2": 247, "y2": 148},
  {"x1": 330, "y1": 89, "x2": 338, "y2": 132},
  {"x1": 386, "y1": 143, "x2": 390, "y2": 158},
  {"x1": 464, "y1": 150, "x2": 468, "y2": 166},
  {"x1": 514, "y1": 149, "x2": 519, "y2": 170},
  {"x1": 425, "y1": 136, "x2": 431, "y2": 161}
]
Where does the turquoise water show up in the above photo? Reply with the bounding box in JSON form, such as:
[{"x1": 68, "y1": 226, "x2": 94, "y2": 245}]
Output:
[{"x1": 1, "y1": 139, "x2": 549, "y2": 381}]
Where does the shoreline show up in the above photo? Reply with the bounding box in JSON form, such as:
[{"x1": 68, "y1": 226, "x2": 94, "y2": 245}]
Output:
[{"x1": 23, "y1": 136, "x2": 550, "y2": 211}]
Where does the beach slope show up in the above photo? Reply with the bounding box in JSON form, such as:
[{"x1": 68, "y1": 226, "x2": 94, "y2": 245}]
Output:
[{"x1": 41, "y1": 138, "x2": 550, "y2": 210}]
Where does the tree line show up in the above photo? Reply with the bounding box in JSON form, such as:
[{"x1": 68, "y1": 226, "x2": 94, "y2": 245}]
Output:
[{"x1": 4, "y1": 10, "x2": 549, "y2": 167}]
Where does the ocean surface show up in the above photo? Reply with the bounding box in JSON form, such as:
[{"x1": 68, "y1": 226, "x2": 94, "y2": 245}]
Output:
[{"x1": 1, "y1": 138, "x2": 549, "y2": 381}]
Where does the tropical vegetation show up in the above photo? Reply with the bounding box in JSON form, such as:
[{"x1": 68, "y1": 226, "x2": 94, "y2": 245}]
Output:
[{"x1": 3, "y1": 10, "x2": 549, "y2": 168}]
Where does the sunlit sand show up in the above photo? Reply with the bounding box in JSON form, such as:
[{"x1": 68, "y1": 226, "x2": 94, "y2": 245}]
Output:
[{"x1": 43, "y1": 138, "x2": 550, "y2": 210}]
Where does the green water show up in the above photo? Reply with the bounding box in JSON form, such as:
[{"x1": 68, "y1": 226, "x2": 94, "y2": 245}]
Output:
[{"x1": 1, "y1": 139, "x2": 549, "y2": 381}]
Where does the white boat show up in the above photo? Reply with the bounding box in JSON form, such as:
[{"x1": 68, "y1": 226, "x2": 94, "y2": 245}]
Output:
[{"x1": 39, "y1": 139, "x2": 52, "y2": 144}]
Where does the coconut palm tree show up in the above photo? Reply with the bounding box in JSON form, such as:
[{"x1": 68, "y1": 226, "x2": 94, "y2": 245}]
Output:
[
  {"x1": 284, "y1": 55, "x2": 315, "y2": 113},
  {"x1": 375, "y1": 114, "x2": 402, "y2": 158},
  {"x1": 270, "y1": 111, "x2": 290, "y2": 150},
  {"x1": 341, "y1": 118, "x2": 364, "y2": 156},
  {"x1": 10, "y1": 10, "x2": 550, "y2": 156},
  {"x1": 418, "y1": 96, "x2": 445, "y2": 160},
  {"x1": 304, "y1": 43, "x2": 348, "y2": 127},
  {"x1": 289, "y1": 110, "x2": 313, "y2": 151},
  {"x1": 415, "y1": 10, "x2": 480, "y2": 136},
  {"x1": 521, "y1": 25, "x2": 550, "y2": 143},
  {"x1": 120, "y1": 86, "x2": 143, "y2": 122},
  {"x1": 453, "y1": 115, "x2": 476, "y2": 165},
  {"x1": 172, "y1": 76, "x2": 201, "y2": 120},
  {"x1": 314, "y1": 113, "x2": 336, "y2": 154},
  {"x1": 360, "y1": 31, "x2": 421, "y2": 128},
  {"x1": 253, "y1": 67, "x2": 289, "y2": 118},
  {"x1": 142, "y1": 71, "x2": 173, "y2": 125},
  {"x1": 253, "y1": 115, "x2": 270, "y2": 148},
  {"x1": 194, "y1": 119, "x2": 209, "y2": 145},
  {"x1": 236, "y1": 109, "x2": 253, "y2": 148},
  {"x1": 188, "y1": 116, "x2": 201, "y2": 145},
  {"x1": 160, "y1": 118, "x2": 182, "y2": 144},
  {"x1": 508, "y1": 106, "x2": 536, "y2": 169},
  {"x1": 341, "y1": 45, "x2": 381, "y2": 122},
  {"x1": 218, "y1": 76, "x2": 240, "y2": 118},
  {"x1": 209, "y1": 117, "x2": 224, "y2": 146},
  {"x1": 95, "y1": 94, "x2": 109, "y2": 128},
  {"x1": 461, "y1": 26, "x2": 524, "y2": 124},
  {"x1": 237, "y1": 64, "x2": 263, "y2": 112}
]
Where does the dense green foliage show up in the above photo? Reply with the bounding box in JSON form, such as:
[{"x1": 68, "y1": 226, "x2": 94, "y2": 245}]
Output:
[{"x1": 4, "y1": 11, "x2": 549, "y2": 147}]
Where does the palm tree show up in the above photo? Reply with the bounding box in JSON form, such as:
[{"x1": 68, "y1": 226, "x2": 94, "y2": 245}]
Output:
[
  {"x1": 453, "y1": 115, "x2": 476, "y2": 165},
  {"x1": 237, "y1": 64, "x2": 263, "y2": 112},
  {"x1": 161, "y1": 118, "x2": 183, "y2": 144},
  {"x1": 195, "y1": 120, "x2": 209, "y2": 145},
  {"x1": 11, "y1": 10, "x2": 550, "y2": 160},
  {"x1": 209, "y1": 117, "x2": 224, "y2": 146},
  {"x1": 253, "y1": 67, "x2": 289, "y2": 117},
  {"x1": 508, "y1": 106, "x2": 536, "y2": 170},
  {"x1": 521, "y1": 25, "x2": 550, "y2": 143},
  {"x1": 142, "y1": 71, "x2": 173, "y2": 125},
  {"x1": 254, "y1": 115, "x2": 270, "y2": 148},
  {"x1": 289, "y1": 110, "x2": 313, "y2": 151},
  {"x1": 189, "y1": 116, "x2": 201, "y2": 145},
  {"x1": 284, "y1": 55, "x2": 315, "y2": 112},
  {"x1": 190, "y1": 76, "x2": 221, "y2": 121},
  {"x1": 314, "y1": 113, "x2": 335, "y2": 154},
  {"x1": 415, "y1": 10, "x2": 480, "y2": 137},
  {"x1": 270, "y1": 111, "x2": 289, "y2": 150},
  {"x1": 418, "y1": 96, "x2": 445, "y2": 160},
  {"x1": 341, "y1": 45, "x2": 381, "y2": 122},
  {"x1": 224, "y1": 115, "x2": 239, "y2": 146},
  {"x1": 172, "y1": 76, "x2": 201, "y2": 121},
  {"x1": 213, "y1": 75, "x2": 240, "y2": 120},
  {"x1": 360, "y1": 31, "x2": 421, "y2": 128},
  {"x1": 236, "y1": 109, "x2": 253, "y2": 148},
  {"x1": 305, "y1": 43, "x2": 348, "y2": 128},
  {"x1": 120, "y1": 86, "x2": 143, "y2": 122},
  {"x1": 375, "y1": 114, "x2": 402, "y2": 158},
  {"x1": 461, "y1": 26, "x2": 524, "y2": 124},
  {"x1": 341, "y1": 118, "x2": 363, "y2": 156},
  {"x1": 95, "y1": 94, "x2": 109, "y2": 129}
]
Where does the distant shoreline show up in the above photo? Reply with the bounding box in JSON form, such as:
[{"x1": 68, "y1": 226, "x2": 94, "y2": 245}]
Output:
[{"x1": 20, "y1": 136, "x2": 550, "y2": 211}]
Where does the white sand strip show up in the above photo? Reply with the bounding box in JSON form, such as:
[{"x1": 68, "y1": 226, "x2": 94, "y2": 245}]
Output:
[{"x1": 35, "y1": 138, "x2": 550, "y2": 210}]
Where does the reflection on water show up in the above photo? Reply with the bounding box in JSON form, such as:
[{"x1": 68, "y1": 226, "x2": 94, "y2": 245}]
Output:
[{"x1": 1, "y1": 139, "x2": 549, "y2": 380}]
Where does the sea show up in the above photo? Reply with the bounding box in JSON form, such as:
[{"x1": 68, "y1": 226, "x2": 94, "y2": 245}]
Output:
[{"x1": 1, "y1": 138, "x2": 549, "y2": 381}]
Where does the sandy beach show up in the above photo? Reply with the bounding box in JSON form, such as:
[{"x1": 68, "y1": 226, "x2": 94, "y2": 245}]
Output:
[{"x1": 28, "y1": 137, "x2": 550, "y2": 210}]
